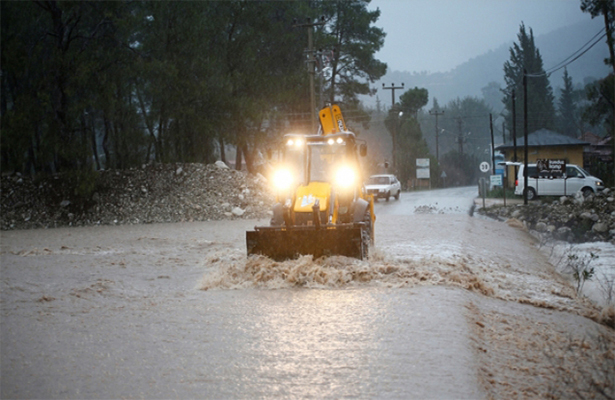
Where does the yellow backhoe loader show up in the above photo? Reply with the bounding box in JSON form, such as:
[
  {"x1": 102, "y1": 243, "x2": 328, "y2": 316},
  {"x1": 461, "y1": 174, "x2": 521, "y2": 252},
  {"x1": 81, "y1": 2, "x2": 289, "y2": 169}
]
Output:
[{"x1": 246, "y1": 104, "x2": 375, "y2": 260}]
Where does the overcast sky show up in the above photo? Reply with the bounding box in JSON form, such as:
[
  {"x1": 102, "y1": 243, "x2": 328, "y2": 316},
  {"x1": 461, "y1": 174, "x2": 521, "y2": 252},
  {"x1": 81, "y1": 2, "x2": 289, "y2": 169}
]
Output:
[{"x1": 369, "y1": 0, "x2": 592, "y2": 74}]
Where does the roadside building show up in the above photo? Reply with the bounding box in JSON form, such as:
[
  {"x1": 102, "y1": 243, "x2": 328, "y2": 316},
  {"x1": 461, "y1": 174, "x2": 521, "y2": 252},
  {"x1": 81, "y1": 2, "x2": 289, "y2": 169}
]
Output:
[{"x1": 495, "y1": 129, "x2": 589, "y2": 186}]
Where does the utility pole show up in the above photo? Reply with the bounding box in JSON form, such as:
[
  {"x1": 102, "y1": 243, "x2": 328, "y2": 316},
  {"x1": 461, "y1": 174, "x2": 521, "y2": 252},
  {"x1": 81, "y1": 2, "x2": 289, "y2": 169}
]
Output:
[
  {"x1": 294, "y1": 17, "x2": 325, "y2": 133},
  {"x1": 382, "y1": 82, "x2": 404, "y2": 109},
  {"x1": 523, "y1": 70, "x2": 529, "y2": 205},
  {"x1": 512, "y1": 89, "x2": 517, "y2": 163},
  {"x1": 383, "y1": 83, "x2": 404, "y2": 168},
  {"x1": 512, "y1": 88, "x2": 519, "y2": 190},
  {"x1": 429, "y1": 109, "x2": 444, "y2": 161},
  {"x1": 456, "y1": 117, "x2": 464, "y2": 156},
  {"x1": 490, "y1": 113, "x2": 495, "y2": 172},
  {"x1": 502, "y1": 121, "x2": 506, "y2": 143}
]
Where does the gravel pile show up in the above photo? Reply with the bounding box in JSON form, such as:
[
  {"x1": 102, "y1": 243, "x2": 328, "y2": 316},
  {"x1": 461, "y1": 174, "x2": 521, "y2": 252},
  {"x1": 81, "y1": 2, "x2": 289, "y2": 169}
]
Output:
[
  {"x1": 1, "y1": 162, "x2": 275, "y2": 230},
  {"x1": 479, "y1": 188, "x2": 615, "y2": 244}
]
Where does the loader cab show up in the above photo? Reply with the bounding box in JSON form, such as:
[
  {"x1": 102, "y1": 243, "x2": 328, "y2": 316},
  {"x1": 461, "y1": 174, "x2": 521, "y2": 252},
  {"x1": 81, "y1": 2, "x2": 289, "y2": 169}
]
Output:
[
  {"x1": 278, "y1": 132, "x2": 362, "y2": 189},
  {"x1": 272, "y1": 131, "x2": 365, "y2": 226}
]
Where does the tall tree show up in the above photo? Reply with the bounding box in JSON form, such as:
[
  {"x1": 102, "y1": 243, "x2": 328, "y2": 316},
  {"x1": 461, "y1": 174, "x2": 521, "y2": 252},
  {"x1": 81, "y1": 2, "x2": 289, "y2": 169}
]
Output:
[
  {"x1": 385, "y1": 87, "x2": 430, "y2": 183},
  {"x1": 557, "y1": 68, "x2": 580, "y2": 138},
  {"x1": 581, "y1": 0, "x2": 615, "y2": 75},
  {"x1": 581, "y1": 0, "x2": 614, "y2": 179},
  {"x1": 318, "y1": 1, "x2": 387, "y2": 107},
  {"x1": 583, "y1": 74, "x2": 614, "y2": 135},
  {"x1": 1, "y1": 1, "x2": 387, "y2": 175},
  {"x1": 502, "y1": 23, "x2": 556, "y2": 135}
]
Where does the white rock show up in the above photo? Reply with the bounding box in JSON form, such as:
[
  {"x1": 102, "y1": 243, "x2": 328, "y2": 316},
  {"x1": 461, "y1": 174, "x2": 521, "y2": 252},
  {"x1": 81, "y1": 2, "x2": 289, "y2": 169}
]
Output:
[
  {"x1": 592, "y1": 222, "x2": 609, "y2": 233},
  {"x1": 535, "y1": 222, "x2": 547, "y2": 232},
  {"x1": 231, "y1": 207, "x2": 245, "y2": 216},
  {"x1": 215, "y1": 161, "x2": 229, "y2": 169}
]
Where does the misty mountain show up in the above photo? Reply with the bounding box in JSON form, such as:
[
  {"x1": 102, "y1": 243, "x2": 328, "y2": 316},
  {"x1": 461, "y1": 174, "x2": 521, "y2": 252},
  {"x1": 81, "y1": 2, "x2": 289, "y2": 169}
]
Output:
[{"x1": 362, "y1": 18, "x2": 611, "y2": 112}]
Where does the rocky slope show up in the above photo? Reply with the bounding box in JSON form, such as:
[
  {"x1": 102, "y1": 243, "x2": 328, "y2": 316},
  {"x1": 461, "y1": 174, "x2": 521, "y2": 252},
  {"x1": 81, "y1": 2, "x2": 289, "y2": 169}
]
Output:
[
  {"x1": 479, "y1": 189, "x2": 615, "y2": 244},
  {"x1": 1, "y1": 162, "x2": 274, "y2": 230}
]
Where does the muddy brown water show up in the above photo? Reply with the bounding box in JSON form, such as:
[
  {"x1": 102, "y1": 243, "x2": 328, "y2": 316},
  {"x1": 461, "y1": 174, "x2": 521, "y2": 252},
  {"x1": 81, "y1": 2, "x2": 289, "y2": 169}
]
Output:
[{"x1": 1, "y1": 187, "x2": 611, "y2": 399}]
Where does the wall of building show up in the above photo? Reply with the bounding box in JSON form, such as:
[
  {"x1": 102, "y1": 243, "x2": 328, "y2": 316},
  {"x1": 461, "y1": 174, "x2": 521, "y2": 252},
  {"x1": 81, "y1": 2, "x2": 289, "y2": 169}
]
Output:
[{"x1": 502, "y1": 145, "x2": 585, "y2": 187}]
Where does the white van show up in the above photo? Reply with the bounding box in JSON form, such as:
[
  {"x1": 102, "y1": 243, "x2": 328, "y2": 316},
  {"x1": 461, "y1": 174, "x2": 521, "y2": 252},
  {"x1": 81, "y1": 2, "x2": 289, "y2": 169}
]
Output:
[{"x1": 514, "y1": 163, "x2": 604, "y2": 200}]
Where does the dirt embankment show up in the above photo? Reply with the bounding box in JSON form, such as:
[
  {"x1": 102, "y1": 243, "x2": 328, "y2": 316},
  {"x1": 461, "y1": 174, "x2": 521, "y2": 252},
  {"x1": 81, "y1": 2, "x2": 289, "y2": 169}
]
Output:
[{"x1": 1, "y1": 162, "x2": 274, "y2": 230}]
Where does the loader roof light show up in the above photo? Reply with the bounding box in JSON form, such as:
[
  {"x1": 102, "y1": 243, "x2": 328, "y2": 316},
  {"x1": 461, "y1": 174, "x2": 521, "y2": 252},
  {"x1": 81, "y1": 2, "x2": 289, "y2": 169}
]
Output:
[
  {"x1": 335, "y1": 165, "x2": 356, "y2": 189},
  {"x1": 336, "y1": 138, "x2": 344, "y2": 144},
  {"x1": 287, "y1": 139, "x2": 301, "y2": 147},
  {"x1": 327, "y1": 138, "x2": 335, "y2": 145},
  {"x1": 273, "y1": 168, "x2": 293, "y2": 191}
]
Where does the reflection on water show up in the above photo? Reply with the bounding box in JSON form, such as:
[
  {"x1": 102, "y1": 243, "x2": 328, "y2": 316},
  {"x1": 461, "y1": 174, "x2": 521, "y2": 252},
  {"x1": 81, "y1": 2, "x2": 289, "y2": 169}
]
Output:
[
  {"x1": 195, "y1": 287, "x2": 482, "y2": 399},
  {"x1": 236, "y1": 290, "x2": 376, "y2": 398}
]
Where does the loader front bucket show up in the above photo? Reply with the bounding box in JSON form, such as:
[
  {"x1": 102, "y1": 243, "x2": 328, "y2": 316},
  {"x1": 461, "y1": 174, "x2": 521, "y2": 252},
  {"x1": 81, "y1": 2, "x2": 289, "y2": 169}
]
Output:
[{"x1": 246, "y1": 224, "x2": 366, "y2": 261}]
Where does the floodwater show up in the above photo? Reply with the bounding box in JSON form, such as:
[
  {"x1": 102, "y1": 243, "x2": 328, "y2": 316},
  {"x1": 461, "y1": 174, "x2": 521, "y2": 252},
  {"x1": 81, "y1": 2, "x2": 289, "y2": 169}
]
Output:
[{"x1": 1, "y1": 187, "x2": 612, "y2": 399}]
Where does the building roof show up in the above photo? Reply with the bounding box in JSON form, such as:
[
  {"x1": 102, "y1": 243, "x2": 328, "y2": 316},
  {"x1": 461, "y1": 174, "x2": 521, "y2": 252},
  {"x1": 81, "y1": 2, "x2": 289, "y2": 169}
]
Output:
[
  {"x1": 496, "y1": 129, "x2": 589, "y2": 151},
  {"x1": 579, "y1": 132, "x2": 603, "y2": 145}
]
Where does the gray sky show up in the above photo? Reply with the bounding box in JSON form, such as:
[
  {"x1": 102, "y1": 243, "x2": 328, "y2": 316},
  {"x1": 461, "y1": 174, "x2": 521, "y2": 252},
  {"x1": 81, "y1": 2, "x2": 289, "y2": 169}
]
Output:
[{"x1": 369, "y1": 0, "x2": 592, "y2": 73}]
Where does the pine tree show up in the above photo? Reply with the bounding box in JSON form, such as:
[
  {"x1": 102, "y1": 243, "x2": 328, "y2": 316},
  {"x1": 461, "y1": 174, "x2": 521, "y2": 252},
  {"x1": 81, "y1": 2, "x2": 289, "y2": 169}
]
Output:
[
  {"x1": 557, "y1": 68, "x2": 579, "y2": 138},
  {"x1": 502, "y1": 23, "x2": 556, "y2": 135}
]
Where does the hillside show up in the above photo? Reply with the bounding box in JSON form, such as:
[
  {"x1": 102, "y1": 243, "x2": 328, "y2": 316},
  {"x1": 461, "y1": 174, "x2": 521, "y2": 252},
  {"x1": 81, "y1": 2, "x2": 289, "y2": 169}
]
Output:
[{"x1": 363, "y1": 18, "x2": 610, "y2": 109}]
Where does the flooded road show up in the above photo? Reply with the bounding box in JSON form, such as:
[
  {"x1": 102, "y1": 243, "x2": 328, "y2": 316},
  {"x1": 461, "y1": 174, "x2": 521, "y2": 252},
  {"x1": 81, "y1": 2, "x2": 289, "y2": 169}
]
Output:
[{"x1": 1, "y1": 187, "x2": 610, "y2": 399}]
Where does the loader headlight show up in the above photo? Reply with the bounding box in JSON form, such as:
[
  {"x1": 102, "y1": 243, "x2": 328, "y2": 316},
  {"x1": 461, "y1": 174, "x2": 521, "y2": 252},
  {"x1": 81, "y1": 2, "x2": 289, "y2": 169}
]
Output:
[
  {"x1": 273, "y1": 168, "x2": 293, "y2": 191},
  {"x1": 335, "y1": 166, "x2": 356, "y2": 189}
]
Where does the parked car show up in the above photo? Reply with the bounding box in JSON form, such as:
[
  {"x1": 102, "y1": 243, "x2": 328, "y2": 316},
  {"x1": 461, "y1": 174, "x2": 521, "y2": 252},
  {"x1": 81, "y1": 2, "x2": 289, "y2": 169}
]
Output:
[
  {"x1": 364, "y1": 174, "x2": 401, "y2": 201},
  {"x1": 514, "y1": 163, "x2": 604, "y2": 200}
]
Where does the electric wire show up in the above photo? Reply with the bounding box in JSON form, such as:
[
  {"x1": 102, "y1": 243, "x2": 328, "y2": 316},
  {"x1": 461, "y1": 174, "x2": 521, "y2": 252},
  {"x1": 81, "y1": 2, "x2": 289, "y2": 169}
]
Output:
[{"x1": 526, "y1": 27, "x2": 607, "y2": 77}]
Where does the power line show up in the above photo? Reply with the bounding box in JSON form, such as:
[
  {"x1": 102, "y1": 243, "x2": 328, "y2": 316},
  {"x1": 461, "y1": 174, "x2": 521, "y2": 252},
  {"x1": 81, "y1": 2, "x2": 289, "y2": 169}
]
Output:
[
  {"x1": 541, "y1": 27, "x2": 606, "y2": 73},
  {"x1": 526, "y1": 28, "x2": 607, "y2": 77}
]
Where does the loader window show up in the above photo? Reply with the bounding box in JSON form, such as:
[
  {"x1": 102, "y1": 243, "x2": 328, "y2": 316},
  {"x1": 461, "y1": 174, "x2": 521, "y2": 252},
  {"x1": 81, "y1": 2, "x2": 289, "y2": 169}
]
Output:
[
  {"x1": 282, "y1": 144, "x2": 305, "y2": 186},
  {"x1": 309, "y1": 143, "x2": 347, "y2": 183}
]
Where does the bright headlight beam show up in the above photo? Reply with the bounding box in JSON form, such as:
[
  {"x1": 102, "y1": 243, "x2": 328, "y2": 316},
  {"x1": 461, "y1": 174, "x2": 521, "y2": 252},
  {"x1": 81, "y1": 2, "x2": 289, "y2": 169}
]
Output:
[
  {"x1": 273, "y1": 169, "x2": 293, "y2": 190},
  {"x1": 335, "y1": 166, "x2": 355, "y2": 188}
]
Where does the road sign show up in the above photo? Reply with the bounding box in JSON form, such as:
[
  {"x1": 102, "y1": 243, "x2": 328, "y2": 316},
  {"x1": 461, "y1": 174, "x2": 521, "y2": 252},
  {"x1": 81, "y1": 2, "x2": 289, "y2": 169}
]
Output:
[
  {"x1": 479, "y1": 161, "x2": 490, "y2": 173},
  {"x1": 416, "y1": 158, "x2": 430, "y2": 179},
  {"x1": 490, "y1": 174, "x2": 502, "y2": 186},
  {"x1": 416, "y1": 158, "x2": 430, "y2": 168},
  {"x1": 417, "y1": 168, "x2": 430, "y2": 179}
]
